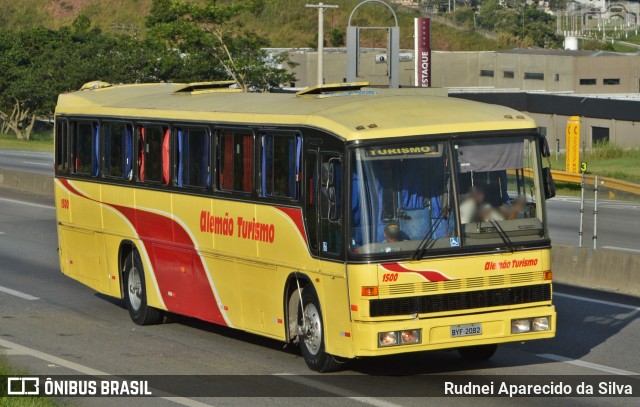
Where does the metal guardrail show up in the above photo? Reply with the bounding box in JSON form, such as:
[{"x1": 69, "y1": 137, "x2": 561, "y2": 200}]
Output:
[
  {"x1": 551, "y1": 170, "x2": 640, "y2": 196},
  {"x1": 518, "y1": 168, "x2": 640, "y2": 196}
]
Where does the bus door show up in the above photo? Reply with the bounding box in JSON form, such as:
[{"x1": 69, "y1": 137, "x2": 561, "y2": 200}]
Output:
[{"x1": 319, "y1": 152, "x2": 343, "y2": 263}]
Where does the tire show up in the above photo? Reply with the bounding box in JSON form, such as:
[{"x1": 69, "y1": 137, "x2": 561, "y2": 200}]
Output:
[
  {"x1": 297, "y1": 288, "x2": 342, "y2": 372},
  {"x1": 123, "y1": 249, "x2": 163, "y2": 325},
  {"x1": 458, "y1": 344, "x2": 498, "y2": 361}
]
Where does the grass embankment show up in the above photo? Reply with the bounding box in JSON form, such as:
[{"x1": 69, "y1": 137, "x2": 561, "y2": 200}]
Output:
[
  {"x1": 0, "y1": 132, "x2": 53, "y2": 152},
  {"x1": 0, "y1": 0, "x2": 500, "y2": 51},
  {"x1": 548, "y1": 142, "x2": 640, "y2": 199},
  {"x1": 0, "y1": 356, "x2": 58, "y2": 406}
]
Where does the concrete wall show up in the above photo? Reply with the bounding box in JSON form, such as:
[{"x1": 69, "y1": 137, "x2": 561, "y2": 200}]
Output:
[
  {"x1": 284, "y1": 49, "x2": 640, "y2": 93},
  {"x1": 0, "y1": 168, "x2": 54, "y2": 196},
  {"x1": 528, "y1": 113, "x2": 640, "y2": 149},
  {"x1": 552, "y1": 245, "x2": 640, "y2": 297}
]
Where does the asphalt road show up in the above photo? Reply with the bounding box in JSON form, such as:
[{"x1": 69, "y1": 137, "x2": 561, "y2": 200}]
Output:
[
  {"x1": 547, "y1": 197, "x2": 640, "y2": 253},
  {"x1": 0, "y1": 189, "x2": 639, "y2": 406},
  {"x1": 0, "y1": 149, "x2": 53, "y2": 175}
]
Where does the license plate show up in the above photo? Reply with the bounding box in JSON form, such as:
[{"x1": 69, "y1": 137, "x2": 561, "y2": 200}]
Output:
[{"x1": 450, "y1": 323, "x2": 482, "y2": 337}]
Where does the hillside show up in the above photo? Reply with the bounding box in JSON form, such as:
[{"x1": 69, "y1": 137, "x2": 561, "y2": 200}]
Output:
[{"x1": 0, "y1": 0, "x2": 499, "y2": 50}]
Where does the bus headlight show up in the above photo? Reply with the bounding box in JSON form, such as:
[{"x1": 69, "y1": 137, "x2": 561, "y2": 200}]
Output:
[
  {"x1": 511, "y1": 319, "x2": 531, "y2": 333},
  {"x1": 378, "y1": 331, "x2": 398, "y2": 347},
  {"x1": 378, "y1": 330, "x2": 421, "y2": 347},
  {"x1": 511, "y1": 317, "x2": 551, "y2": 334},
  {"x1": 401, "y1": 329, "x2": 421, "y2": 344},
  {"x1": 532, "y1": 317, "x2": 550, "y2": 331}
]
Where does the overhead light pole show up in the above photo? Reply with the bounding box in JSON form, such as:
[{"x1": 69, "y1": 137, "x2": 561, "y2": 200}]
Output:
[{"x1": 306, "y1": 3, "x2": 339, "y2": 86}]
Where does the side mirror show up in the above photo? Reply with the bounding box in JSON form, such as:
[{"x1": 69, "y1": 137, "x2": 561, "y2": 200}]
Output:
[
  {"x1": 542, "y1": 167, "x2": 556, "y2": 199},
  {"x1": 321, "y1": 162, "x2": 334, "y2": 187},
  {"x1": 540, "y1": 135, "x2": 551, "y2": 158}
]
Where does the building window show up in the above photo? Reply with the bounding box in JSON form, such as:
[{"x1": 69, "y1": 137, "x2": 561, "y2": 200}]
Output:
[
  {"x1": 479, "y1": 70, "x2": 494, "y2": 77},
  {"x1": 592, "y1": 127, "x2": 610, "y2": 145},
  {"x1": 524, "y1": 72, "x2": 544, "y2": 80},
  {"x1": 555, "y1": 74, "x2": 560, "y2": 82},
  {"x1": 580, "y1": 78, "x2": 596, "y2": 85},
  {"x1": 176, "y1": 127, "x2": 210, "y2": 189},
  {"x1": 603, "y1": 78, "x2": 620, "y2": 85},
  {"x1": 261, "y1": 133, "x2": 302, "y2": 199},
  {"x1": 503, "y1": 71, "x2": 514, "y2": 79},
  {"x1": 218, "y1": 131, "x2": 254, "y2": 193}
]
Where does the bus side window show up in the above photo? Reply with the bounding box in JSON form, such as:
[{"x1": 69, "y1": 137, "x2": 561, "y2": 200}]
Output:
[
  {"x1": 72, "y1": 122, "x2": 96, "y2": 176},
  {"x1": 103, "y1": 123, "x2": 133, "y2": 180},
  {"x1": 137, "y1": 125, "x2": 168, "y2": 184},
  {"x1": 261, "y1": 133, "x2": 301, "y2": 199},
  {"x1": 218, "y1": 131, "x2": 253, "y2": 193},
  {"x1": 55, "y1": 119, "x2": 68, "y2": 174},
  {"x1": 176, "y1": 127, "x2": 210, "y2": 189}
]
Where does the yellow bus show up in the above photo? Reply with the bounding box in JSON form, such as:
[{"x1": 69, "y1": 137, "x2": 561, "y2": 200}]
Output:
[{"x1": 54, "y1": 81, "x2": 556, "y2": 372}]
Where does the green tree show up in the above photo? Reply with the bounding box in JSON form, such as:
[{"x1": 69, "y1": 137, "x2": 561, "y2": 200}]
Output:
[{"x1": 145, "y1": 0, "x2": 295, "y2": 91}]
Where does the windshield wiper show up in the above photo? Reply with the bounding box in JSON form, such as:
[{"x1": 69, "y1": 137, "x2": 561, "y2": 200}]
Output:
[
  {"x1": 413, "y1": 210, "x2": 447, "y2": 260},
  {"x1": 488, "y1": 219, "x2": 515, "y2": 252}
]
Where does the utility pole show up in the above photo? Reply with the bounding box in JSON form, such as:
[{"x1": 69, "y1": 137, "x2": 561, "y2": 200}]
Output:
[{"x1": 306, "y1": 3, "x2": 339, "y2": 86}]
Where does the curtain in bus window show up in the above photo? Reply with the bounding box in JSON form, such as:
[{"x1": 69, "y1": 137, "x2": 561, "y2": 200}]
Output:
[
  {"x1": 288, "y1": 137, "x2": 295, "y2": 197},
  {"x1": 92, "y1": 124, "x2": 100, "y2": 176},
  {"x1": 203, "y1": 132, "x2": 210, "y2": 188},
  {"x1": 177, "y1": 129, "x2": 184, "y2": 187},
  {"x1": 124, "y1": 126, "x2": 133, "y2": 180},
  {"x1": 104, "y1": 125, "x2": 112, "y2": 176},
  {"x1": 295, "y1": 135, "x2": 302, "y2": 199},
  {"x1": 222, "y1": 134, "x2": 234, "y2": 190},
  {"x1": 457, "y1": 139, "x2": 524, "y2": 173},
  {"x1": 261, "y1": 135, "x2": 272, "y2": 195},
  {"x1": 138, "y1": 127, "x2": 145, "y2": 182},
  {"x1": 242, "y1": 135, "x2": 252, "y2": 192},
  {"x1": 162, "y1": 128, "x2": 170, "y2": 185}
]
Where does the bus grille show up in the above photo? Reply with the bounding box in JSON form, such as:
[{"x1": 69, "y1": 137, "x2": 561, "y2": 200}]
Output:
[
  {"x1": 378, "y1": 271, "x2": 543, "y2": 296},
  {"x1": 369, "y1": 284, "x2": 551, "y2": 317}
]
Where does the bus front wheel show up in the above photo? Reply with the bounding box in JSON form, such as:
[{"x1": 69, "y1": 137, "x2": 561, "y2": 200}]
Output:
[
  {"x1": 123, "y1": 250, "x2": 163, "y2": 325},
  {"x1": 297, "y1": 289, "x2": 342, "y2": 372},
  {"x1": 458, "y1": 344, "x2": 498, "y2": 361}
]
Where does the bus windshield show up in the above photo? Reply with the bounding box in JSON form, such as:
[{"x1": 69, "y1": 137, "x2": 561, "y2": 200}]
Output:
[{"x1": 350, "y1": 135, "x2": 546, "y2": 257}]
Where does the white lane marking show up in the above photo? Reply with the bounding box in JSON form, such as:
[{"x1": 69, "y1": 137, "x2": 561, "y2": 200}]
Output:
[
  {"x1": 554, "y1": 292, "x2": 640, "y2": 311},
  {"x1": 601, "y1": 246, "x2": 640, "y2": 255},
  {"x1": 0, "y1": 338, "x2": 216, "y2": 407},
  {"x1": 21, "y1": 161, "x2": 51, "y2": 166},
  {"x1": 273, "y1": 373, "x2": 402, "y2": 407},
  {"x1": 0, "y1": 197, "x2": 55, "y2": 210},
  {"x1": 0, "y1": 231, "x2": 5, "y2": 235},
  {"x1": 0, "y1": 285, "x2": 40, "y2": 300},
  {"x1": 537, "y1": 354, "x2": 640, "y2": 376}
]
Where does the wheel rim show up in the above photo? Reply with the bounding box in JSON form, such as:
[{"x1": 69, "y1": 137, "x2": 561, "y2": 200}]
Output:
[
  {"x1": 128, "y1": 266, "x2": 142, "y2": 311},
  {"x1": 302, "y1": 303, "x2": 322, "y2": 355}
]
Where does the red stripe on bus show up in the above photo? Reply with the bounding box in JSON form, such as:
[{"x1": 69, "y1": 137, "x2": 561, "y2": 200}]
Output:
[
  {"x1": 58, "y1": 179, "x2": 227, "y2": 326},
  {"x1": 275, "y1": 206, "x2": 308, "y2": 245},
  {"x1": 381, "y1": 263, "x2": 450, "y2": 282}
]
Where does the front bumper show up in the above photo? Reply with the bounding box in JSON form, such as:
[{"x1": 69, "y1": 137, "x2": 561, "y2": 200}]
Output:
[{"x1": 351, "y1": 305, "x2": 556, "y2": 357}]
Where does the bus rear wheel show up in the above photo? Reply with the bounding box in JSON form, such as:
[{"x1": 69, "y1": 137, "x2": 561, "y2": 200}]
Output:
[
  {"x1": 297, "y1": 288, "x2": 342, "y2": 372},
  {"x1": 123, "y1": 249, "x2": 163, "y2": 325},
  {"x1": 458, "y1": 344, "x2": 498, "y2": 361}
]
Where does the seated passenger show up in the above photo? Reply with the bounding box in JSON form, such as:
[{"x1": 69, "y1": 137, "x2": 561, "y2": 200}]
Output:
[
  {"x1": 383, "y1": 222, "x2": 403, "y2": 242},
  {"x1": 459, "y1": 186, "x2": 485, "y2": 224}
]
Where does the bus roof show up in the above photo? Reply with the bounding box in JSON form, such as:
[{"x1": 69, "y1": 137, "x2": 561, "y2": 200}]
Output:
[{"x1": 55, "y1": 83, "x2": 538, "y2": 141}]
